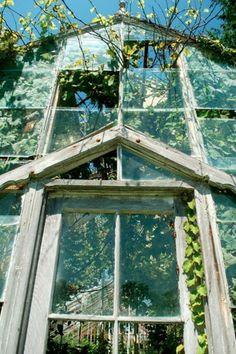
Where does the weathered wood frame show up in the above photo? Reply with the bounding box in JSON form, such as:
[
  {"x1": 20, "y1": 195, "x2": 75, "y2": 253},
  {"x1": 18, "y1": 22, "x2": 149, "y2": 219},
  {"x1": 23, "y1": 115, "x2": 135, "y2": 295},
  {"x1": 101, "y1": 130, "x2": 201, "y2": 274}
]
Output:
[{"x1": 22, "y1": 185, "x2": 195, "y2": 354}]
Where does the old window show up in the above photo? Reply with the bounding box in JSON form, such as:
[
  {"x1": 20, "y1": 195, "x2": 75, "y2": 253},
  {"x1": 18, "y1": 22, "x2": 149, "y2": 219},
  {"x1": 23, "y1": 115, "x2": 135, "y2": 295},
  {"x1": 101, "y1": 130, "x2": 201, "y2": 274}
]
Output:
[{"x1": 24, "y1": 193, "x2": 187, "y2": 353}]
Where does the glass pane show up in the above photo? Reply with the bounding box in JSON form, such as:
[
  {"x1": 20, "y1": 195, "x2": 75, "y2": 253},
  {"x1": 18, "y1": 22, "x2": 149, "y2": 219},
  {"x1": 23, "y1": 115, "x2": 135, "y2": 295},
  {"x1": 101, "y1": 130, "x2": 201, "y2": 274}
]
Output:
[
  {"x1": 119, "y1": 322, "x2": 183, "y2": 354},
  {"x1": 123, "y1": 69, "x2": 183, "y2": 109},
  {"x1": 52, "y1": 213, "x2": 115, "y2": 315},
  {"x1": 188, "y1": 69, "x2": 236, "y2": 109},
  {"x1": 0, "y1": 109, "x2": 44, "y2": 157},
  {"x1": 185, "y1": 46, "x2": 233, "y2": 71},
  {"x1": 0, "y1": 193, "x2": 21, "y2": 298},
  {"x1": 199, "y1": 116, "x2": 236, "y2": 174},
  {"x1": 59, "y1": 151, "x2": 117, "y2": 180},
  {"x1": 124, "y1": 110, "x2": 190, "y2": 154},
  {"x1": 124, "y1": 24, "x2": 173, "y2": 41},
  {"x1": 48, "y1": 109, "x2": 117, "y2": 152},
  {"x1": 120, "y1": 214, "x2": 179, "y2": 317},
  {"x1": 121, "y1": 149, "x2": 183, "y2": 180},
  {"x1": 61, "y1": 29, "x2": 120, "y2": 70},
  {"x1": 213, "y1": 192, "x2": 236, "y2": 306},
  {"x1": 47, "y1": 320, "x2": 113, "y2": 354},
  {"x1": 0, "y1": 70, "x2": 56, "y2": 108}
]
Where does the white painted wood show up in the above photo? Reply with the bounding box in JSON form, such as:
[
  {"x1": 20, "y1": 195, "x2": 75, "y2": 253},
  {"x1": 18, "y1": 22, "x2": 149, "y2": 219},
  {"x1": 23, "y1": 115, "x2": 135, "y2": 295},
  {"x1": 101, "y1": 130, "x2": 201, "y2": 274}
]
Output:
[
  {"x1": 195, "y1": 187, "x2": 236, "y2": 354},
  {"x1": 117, "y1": 145, "x2": 122, "y2": 180},
  {"x1": 113, "y1": 213, "x2": 120, "y2": 354},
  {"x1": 0, "y1": 183, "x2": 44, "y2": 354},
  {"x1": 47, "y1": 314, "x2": 182, "y2": 323},
  {"x1": 23, "y1": 206, "x2": 62, "y2": 354}
]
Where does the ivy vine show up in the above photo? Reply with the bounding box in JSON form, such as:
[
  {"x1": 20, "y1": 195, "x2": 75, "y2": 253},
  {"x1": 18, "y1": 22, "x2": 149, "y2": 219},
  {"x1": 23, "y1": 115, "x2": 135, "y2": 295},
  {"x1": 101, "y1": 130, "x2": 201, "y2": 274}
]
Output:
[{"x1": 182, "y1": 198, "x2": 208, "y2": 354}]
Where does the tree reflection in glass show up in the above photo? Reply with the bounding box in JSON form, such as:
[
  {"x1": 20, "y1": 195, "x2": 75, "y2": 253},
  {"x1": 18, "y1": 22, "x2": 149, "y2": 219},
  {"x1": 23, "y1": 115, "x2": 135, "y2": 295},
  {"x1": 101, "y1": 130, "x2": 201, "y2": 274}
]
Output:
[
  {"x1": 120, "y1": 214, "x2": 179, "y2": 317},
  {"x1": 52, "y1": 213, "x2": 115, "y2": 315}
]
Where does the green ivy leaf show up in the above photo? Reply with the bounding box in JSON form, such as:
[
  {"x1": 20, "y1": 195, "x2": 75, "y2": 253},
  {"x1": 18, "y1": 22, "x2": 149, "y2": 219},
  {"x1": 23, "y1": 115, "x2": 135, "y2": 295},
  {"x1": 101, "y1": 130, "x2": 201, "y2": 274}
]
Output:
[
  {"x1": 197, "y1": 284, "x2": 207, "y2": 297},
  {"x1": 186, "y1": 234, "x2": 193, "y2": 244},
  {"x1": 183, "y1": 221, "x2": 190, "y2": 232},
  {"x1": 192, "y1": 241, "x2": 200, "y2": 252},
  {"x1": 187, "y1": 199, "x2": 196, "y2": 210},
  {"x1": 186, "y1": 276, "x2": 196, "y2": 287},
  {"x1": 183, "y1": 259, "x2": 193, "y2": 273},
  {"x1": 176, "y1": 343, "x2": 184, "y2": 353},
  {"x1": 190, "y1": 224, "x2": 199, "y2": 235},
  {"x1": 185, "y1": 245, "x2": 194, "y2": 257}
]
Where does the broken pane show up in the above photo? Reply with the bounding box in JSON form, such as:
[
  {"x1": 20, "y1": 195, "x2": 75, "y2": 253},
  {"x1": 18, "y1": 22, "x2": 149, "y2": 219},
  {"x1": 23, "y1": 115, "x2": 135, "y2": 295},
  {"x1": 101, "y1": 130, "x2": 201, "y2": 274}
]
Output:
[
  {"x1": 52, "y1": 213, "x2": 115, "y2": 315},
  {"x1": 58, "y1": 71, "x2": 119, "y2": 109},
  {"x1": 120, "y1": 213, "x2": 179, "y2": 317}
]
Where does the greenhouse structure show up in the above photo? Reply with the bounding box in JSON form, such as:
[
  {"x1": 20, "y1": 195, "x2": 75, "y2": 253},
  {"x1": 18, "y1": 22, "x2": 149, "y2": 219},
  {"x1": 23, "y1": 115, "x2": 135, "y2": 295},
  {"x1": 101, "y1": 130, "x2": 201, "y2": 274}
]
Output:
[{"x1": 0, "y1": 5, "x2": 235, "y2": 354}]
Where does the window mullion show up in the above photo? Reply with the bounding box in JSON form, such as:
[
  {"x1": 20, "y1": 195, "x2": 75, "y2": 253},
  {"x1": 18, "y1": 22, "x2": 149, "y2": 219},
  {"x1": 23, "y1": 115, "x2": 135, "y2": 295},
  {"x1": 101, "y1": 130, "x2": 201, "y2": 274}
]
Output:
[{"x1": 113, "y1": 211, "x2": 121, "y2": 354}]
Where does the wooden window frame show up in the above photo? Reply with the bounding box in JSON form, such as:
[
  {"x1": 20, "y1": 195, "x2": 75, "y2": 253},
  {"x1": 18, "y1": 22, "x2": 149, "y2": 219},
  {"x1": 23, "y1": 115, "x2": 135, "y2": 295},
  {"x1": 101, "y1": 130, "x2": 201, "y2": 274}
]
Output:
[{"x1": 22, "y1": 183, "x2": 195, "y2": 354}]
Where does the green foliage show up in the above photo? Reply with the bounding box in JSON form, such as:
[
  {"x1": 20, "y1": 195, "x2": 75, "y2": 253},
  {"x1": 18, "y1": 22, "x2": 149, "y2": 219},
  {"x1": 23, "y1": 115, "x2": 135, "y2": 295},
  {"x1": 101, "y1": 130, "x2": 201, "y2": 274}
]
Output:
[
  {"x1": 183, "y1": 197, "x2": 208, "y2": 354},
  {"x1": 58, "y1": 70, "x2": 119, "y2": 109},
  {"x1": 47, "y1": 321, "x2": 112, "y2": 354},
  {"x1": 210, "y1": 0, "x2": 236, "y2": 49}
]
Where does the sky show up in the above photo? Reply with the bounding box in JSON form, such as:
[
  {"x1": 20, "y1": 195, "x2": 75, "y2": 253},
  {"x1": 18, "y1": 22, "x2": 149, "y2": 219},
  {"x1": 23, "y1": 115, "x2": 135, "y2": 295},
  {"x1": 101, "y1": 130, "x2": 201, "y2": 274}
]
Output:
[{"x1": 6, "y1": 0, "x2": 222, "y2": 35}]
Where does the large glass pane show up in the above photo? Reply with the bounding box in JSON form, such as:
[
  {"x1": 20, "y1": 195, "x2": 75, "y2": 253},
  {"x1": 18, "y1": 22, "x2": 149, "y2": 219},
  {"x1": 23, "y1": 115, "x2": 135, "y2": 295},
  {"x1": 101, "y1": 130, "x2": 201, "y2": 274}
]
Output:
[
  {"x1": 52, "y1": 213, "x2": 115, "y2": 315},
  {"x1": 0, "y1": 70, "x2": 56, "y2": 108},
  {"x1": 61, "y1": 28, "x2": 120, "y2": 70},
  {"x1": 120, "y1": 214, "x2": 179, "y2": 317},
  {"x1": 47, "y1": 320, "x2": 113, "y2": 354},
  {"x1": 213, "y1": 192, "x2": 236, "y2": 306},
  {"x1": 121, "y1": 149, "x2": 183, "y2": 180},
  {"x1": 124, "y1": 110, "x2": 190, "y2": 154},
  {"x1": 123, "y1": 69, "x2": 183, "y2": 109},
  {"x1": 119, "y1": 322, "x2": 183, "y2": 354},
  {"x1": 188, "y1": 69, "x2": 236, "y2": 109},
  {"x1": 0, "y1": 109, "x2": 44, "y2": 157},
  {"x1": 185, "y1": 46, "x2": 233, "y2": 71},
  {"x1": 199, "y1": 115, "x2": 236, "y2": 174},
  {"x1": 0, "y1": 193, "x2": 21, "y2": 298},
  {"x1": 48, "y1": 108, "x2": 117, "y2": 152}
]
